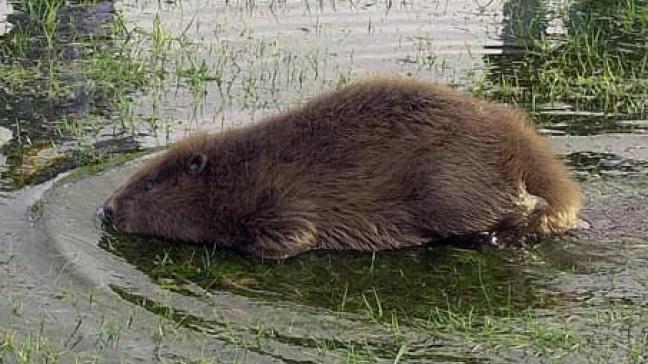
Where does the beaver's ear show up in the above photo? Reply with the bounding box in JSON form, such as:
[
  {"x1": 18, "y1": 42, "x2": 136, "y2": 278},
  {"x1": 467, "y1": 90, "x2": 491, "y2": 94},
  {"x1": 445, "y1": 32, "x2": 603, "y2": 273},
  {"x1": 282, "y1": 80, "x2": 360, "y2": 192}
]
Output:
[{"x1": 187, "y1": 153, "x2": 207, "y2": 175}]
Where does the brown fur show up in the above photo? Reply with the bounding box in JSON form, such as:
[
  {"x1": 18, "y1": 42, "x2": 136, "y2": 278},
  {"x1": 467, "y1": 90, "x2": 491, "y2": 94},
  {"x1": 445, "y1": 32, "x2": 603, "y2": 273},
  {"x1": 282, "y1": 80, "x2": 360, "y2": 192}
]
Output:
[{"x1": 103, "y1": 78, "x2": 582, "y2": 259}]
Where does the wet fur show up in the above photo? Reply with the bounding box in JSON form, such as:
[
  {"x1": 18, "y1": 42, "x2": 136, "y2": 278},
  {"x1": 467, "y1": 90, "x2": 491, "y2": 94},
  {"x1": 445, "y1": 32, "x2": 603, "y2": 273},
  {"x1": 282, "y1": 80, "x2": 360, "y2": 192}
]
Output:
[{"x1": 104, "y1": 78, "x2": 582, "y2": 259}]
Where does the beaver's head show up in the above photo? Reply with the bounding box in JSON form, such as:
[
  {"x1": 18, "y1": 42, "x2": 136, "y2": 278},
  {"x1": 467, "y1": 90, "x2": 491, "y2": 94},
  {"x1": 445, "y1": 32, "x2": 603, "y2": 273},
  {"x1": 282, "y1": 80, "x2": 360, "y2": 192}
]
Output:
[{"x1": 99, "y1": 134, "x2": 227, "y2": 244}]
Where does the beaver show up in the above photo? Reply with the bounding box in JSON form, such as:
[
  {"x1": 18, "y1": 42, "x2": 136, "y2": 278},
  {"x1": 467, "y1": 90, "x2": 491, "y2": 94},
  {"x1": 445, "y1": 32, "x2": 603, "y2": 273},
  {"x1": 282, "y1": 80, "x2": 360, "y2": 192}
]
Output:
[{"x1": 100, "y1": 78, "x2": 582, "y2": 259}]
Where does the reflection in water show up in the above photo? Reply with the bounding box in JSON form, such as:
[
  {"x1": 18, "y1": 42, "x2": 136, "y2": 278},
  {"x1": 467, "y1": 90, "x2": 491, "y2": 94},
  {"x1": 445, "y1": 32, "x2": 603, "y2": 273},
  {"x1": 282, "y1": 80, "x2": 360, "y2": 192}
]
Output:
[
  {"x1": 99, "y1": 229, "x2": 552, "y2": 318},
  {"x1": 567, "y1": 151, "x2": 648, "y2": 179},
  {"x1": 538, "y1": 113, "x2": 648, "y2": 136},
  {"x1": 500, "y1": 0, "x2": 547, "y2": 46}
]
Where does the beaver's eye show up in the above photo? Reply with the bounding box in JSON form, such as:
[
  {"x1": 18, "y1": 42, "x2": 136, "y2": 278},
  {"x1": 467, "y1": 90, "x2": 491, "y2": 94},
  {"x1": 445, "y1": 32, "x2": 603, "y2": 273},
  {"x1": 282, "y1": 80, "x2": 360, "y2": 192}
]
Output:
[{"x1": 143, "y1": 179, "x2": 155, "y2": 191}]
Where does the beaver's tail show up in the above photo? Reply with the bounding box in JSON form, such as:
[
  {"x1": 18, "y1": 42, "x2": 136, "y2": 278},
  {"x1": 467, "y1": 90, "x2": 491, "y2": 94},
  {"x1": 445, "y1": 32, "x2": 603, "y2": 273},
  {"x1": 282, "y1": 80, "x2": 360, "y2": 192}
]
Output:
[{"x1": 506, "y1": 110, "x2": 583, "y2": 233}]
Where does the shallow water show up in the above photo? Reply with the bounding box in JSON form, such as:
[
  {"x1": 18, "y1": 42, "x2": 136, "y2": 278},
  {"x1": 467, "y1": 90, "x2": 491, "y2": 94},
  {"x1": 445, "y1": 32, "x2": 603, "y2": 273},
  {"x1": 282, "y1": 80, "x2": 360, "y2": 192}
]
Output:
[{"x1": 1, "y1": 0, "x2": 648, "y2": 362}]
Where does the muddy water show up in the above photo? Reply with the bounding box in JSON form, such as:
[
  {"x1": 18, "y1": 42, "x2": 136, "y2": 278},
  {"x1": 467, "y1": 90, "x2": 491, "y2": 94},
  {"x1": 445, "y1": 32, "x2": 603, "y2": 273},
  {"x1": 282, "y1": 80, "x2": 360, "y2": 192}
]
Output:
[{"x1": 1, "y1": 0, "x2": 648, "y2": 363}]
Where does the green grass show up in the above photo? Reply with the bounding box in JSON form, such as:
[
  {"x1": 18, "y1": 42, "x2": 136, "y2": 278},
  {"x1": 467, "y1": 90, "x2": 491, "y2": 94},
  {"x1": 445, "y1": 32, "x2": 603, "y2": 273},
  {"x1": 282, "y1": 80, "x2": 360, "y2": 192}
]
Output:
[
  {"x1": 3, "y1": 290, "x2": 648, "y2": 363},
  {"x1": 1, "y1": 331, "x2": 59, "y2": 364},
  {"x1": 0, "y1": 5, "x2": 153, "y2": 189},
  {"x1": 473, "y1": 0, "x2": 648, "y2": 117}
]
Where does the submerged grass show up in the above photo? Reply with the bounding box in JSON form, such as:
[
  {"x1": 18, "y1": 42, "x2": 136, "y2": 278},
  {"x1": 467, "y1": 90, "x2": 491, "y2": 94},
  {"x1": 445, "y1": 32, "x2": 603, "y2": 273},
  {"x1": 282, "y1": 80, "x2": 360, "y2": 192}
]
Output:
[
  {"x1": 99, "y1": 232, "x2": 551, "y2": 317},
  {"x1": 96, "y1": 230, "x2": 648, "y2": 362},
  {"x1": 98, "y1": 231, "x2": 590, "y2": 360}
]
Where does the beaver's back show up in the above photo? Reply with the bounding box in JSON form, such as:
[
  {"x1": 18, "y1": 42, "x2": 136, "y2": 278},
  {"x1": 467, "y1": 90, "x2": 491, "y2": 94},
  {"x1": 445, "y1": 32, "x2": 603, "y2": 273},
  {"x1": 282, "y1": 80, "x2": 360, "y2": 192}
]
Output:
[
  {"x1": 213, "y1": 79, "x2": 580, "y2": 246},
  {"x1": 252, "y1": 79, "x2": 501, "y2": 174}
]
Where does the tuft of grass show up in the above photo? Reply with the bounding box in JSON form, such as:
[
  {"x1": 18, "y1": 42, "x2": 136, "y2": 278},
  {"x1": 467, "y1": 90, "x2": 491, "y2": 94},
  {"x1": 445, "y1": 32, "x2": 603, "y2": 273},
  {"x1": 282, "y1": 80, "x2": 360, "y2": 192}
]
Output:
[
  {"x1": 473, "y1": 0, "x2": 648, "y2": 117},
  {"x1": 0, "y1": 331, "x2": 60, "y2": 364}
]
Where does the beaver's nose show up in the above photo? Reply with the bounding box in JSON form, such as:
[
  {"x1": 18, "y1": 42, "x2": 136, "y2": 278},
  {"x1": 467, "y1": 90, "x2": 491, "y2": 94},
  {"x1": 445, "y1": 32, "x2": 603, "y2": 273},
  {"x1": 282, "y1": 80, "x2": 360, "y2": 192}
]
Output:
[{"x1": 96, "y1": 205, "x2": 114, "y2": 223}]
